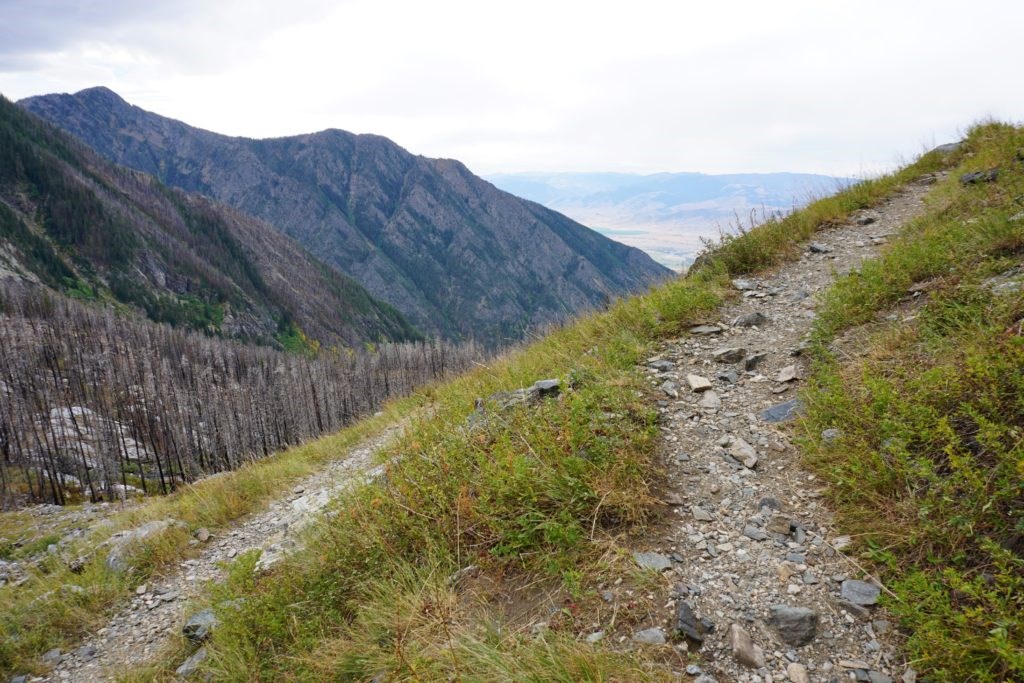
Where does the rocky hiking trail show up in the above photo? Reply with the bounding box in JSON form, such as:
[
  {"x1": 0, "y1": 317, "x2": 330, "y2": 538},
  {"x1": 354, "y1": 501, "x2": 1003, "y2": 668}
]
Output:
[
  {"x1": 22, "y1": 178, "x2": 938, "y2": 683},
  {"x1": 624, "y1": 178, "x2": 939, "y2": 683},
  {"x1": 35, "y1": 424, "x2": 405, "y2": 682}
]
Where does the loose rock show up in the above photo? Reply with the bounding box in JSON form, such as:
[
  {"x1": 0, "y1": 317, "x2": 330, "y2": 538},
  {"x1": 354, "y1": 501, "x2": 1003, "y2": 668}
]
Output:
[
  {"x1": 717, "y1": 368, "x2": 739, "y2": 384},
  {"x1": 660, "y1": 381, "x2": 680, "y2": 398},
  {"x1": 744, "y1": 352, "x2": 768, "y2": 371},
  {"x1": 960, "y1": 169, "x2": 998, "y2": 185},
  {"x1": 648, "y1": 359, "x2": 675, "y2": 372},
  {"x1": 787, "y1": 662, "x2": 811, "y2": 683},
  {"x1": 182, "y1": 608, "x2": 219, "y2": 643},
  {"x1": 734, "y1": 311, "x2": 769, "y2": 327},
  {"x1": 767, "y1": 604, "x2": 819, "y2": 646},
  {"x1": 175, "y1": 647, "x2": 208, "y2": 678},
  {"x1": 713, "y1": 347, "x2": 746, "y2": 363},
  {"x1": 841, "y1": 579, "x2": 881, "y2": 606},
  {"x1": 676, "y1": 601, "x2": 706, "y2": 644},
  {"x1": 633, "y1": 551, "x2": 673, "y2": 572},
  {"x1": 686, "y1": 374, "x2": 712, "y2": 392},
  {"x1": 728, "y1": 623, "x2": 765, "y2": 668},
  {"x1": 691, "y1": 506, "x2": 714, "y2": 522},
  {"x1": 689, "y1": 325, "x2": 725, "y2": 335},
  {"x1": 728, "y1": 438, "x2": 759, "y2": 468},
  {"x1": 632, "y1": 627, "x2": 667, "y2": 645},
  {"x1": 776, "y1": 365, "x2": 799, "y2": 383},
  {"x1": 699, "y1": 391, "x2": 721, "y2": 410},
  {"x1": 41, "y1": 648, "x2": 62, "y2": 667},
  {"x1": 760, "y1": 399, "x2": 802, "y2": 423}
]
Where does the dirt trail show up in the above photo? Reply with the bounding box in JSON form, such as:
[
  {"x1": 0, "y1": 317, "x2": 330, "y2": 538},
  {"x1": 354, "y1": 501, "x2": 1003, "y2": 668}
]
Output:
[
  {"x1": 634, "y1": 178, "x2": 938, "y2": 683},
  {"x1": 38, "y1": 424, "x2": 405, "y2": 682}
]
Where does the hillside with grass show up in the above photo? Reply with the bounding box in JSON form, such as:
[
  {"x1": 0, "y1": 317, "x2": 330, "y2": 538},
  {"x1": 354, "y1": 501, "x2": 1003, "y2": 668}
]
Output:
[{"x1": 1, "y1": 123, "x2": 1021, "y2": 683}]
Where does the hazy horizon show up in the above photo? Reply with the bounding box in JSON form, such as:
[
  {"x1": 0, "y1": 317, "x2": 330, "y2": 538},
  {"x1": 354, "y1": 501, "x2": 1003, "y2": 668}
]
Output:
[{"x1": 2, "y1": 1, "x2": 1022, "y2": 178}]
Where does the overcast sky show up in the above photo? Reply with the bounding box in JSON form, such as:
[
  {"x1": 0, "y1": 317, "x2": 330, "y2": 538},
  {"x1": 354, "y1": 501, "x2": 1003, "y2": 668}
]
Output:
[{"x1": 1, "y1": 0, "x2": 1021, "y2": 176}]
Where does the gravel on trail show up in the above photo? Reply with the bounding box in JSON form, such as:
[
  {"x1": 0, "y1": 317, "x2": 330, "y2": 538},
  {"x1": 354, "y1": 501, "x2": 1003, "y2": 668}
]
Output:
[{"x1": 628, "y1": 179, "x2": 937, "y2": 683}]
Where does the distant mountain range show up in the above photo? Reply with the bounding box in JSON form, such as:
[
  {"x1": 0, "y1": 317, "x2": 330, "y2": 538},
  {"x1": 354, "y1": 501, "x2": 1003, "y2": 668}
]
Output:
[
  {"x1": 487, "y1": 171, "x2": 853, "y2": 270},
  {"x1": 0, "y1": 95, "x2": 417, "y2": 347},
  {"x1": 20, "y1": 87, "x2": 670, "y2": 344}
]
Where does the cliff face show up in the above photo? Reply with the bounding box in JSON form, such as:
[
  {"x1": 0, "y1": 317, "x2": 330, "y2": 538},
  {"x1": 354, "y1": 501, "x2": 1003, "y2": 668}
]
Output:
[
  {"x1": 21, "y1": 87, "x2": 671, "y2": 343},
  {"x1": 0, "y1": 95, "x2": 419, "y2": 346}
]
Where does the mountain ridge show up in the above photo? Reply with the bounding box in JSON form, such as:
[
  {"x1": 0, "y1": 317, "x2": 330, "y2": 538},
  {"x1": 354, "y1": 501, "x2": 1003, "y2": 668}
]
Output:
[
  {"x1": 0, "y1": 94, "x2": 419, "y2": 346},
  {"x1": 20, "y1": 87, "x2": 671, "y2": 344}
]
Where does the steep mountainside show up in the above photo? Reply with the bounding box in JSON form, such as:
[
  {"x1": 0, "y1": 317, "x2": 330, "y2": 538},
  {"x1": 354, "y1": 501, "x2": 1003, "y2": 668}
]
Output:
[
  {"x1": 0, "y1": 95, "x2": 418, "y2": 346},
  {"x1": 488, "y1": 171, "x2": 850, "y2": 270},
  {"x1": 20, "y1": 87, "x2": 671, "y2": 343}
]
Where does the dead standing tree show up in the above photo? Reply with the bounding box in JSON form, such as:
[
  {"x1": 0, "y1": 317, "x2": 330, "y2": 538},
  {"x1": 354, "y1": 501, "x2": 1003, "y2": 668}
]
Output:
[{"x1": 0, "y1": 283, "x2": 480, "y2": 509}]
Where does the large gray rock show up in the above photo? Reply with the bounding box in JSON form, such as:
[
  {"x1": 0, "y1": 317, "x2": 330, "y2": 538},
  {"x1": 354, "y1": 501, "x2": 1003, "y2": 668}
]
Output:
[
  {"x1": 175, "y1": 647, "x2": 208, "y2": 678},
  {"x1": 648, "y1": 359, "x2": 675, "y2": 372},
  {"x1": 632, "y1": 627, "x2": 667, "y2": 645},
  {"x1": 713, "y1": 347, "x2": 747, "y2": 363},
  {"x1": 744, "y1": 351, "x2": 768, "y2": 371},
  {"x1": 676, "y1": 601, "x2": 709, "y2": 644},
  {"x1": 776, "y1": 365, "x2": 799, "y2": 383},
  {"x1": 841, "y1": 579, "x2": 881, "y2": 606},
  {"x1": 760, "y1": 399, "x2": 802, "y2": 423},
  {"x1": 960, "y1": 169, "x2": 998, "y2": 185},
  {"x1": 686, "y1": 374, "x2": 713, "y2": 392},
  {"x1": 105, "y1": 519, "x2": 184, "y2": 572},
  {"x1": 633, "y1": 551, "x2": 673, "y2": 572},
  {"x1": 931, "y1": 142, "x2": 961, "y2": 155},
  {"x1": 728, "y1": 438, "x2": 759, "y2": 469},
  {"x1": 787, "y1": 662, "x2": 811, "y2": 683},
  {"x1": 689, "y1": 325, "x2": 724, "y2": 335},
  {"x1": 484, "y1": 379, "x2": 562, "y2": 412},
  {"x1": 733, "y1": 311, "x2": 769, "y2": 327},
  {"x1": 699, "y1": 391, "x2": 721, "y2": 410},
  {"x1": 728, "y1": 623, "x2": 765, "y2": 668},
  {"x1": 767, "y1": 604, "x2": 818, "y2": 646},
  {"x1": 183, "y1": 608, "x2": 219, "y2": 643}
]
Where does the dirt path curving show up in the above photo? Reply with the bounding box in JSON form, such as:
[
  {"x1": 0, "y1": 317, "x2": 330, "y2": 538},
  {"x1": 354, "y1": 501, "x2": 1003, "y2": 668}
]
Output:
[
  {"x1": 38, "y1": 424, "x2": 404, "y2": 682},
  {"x1": 636, "y1": 178, "x2": 938, "y2": 683}
]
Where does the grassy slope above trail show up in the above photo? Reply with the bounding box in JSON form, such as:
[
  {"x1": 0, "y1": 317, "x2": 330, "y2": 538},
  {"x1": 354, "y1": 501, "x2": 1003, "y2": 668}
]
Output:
[{"x1": 802, "y1": 122, "x2": 1024, "y2": 682}]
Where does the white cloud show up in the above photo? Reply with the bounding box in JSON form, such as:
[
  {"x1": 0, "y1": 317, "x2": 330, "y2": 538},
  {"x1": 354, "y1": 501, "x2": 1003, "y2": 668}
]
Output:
[{"x1": 1, "y1": 0, "x2": 1021, "y2": 175}]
